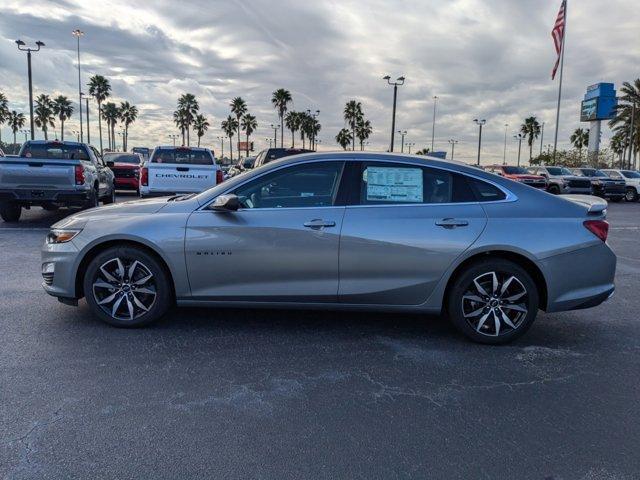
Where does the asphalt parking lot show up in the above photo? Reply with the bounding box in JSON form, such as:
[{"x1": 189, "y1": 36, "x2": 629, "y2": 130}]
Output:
[{"x1": 1, "y1": 194, "x2": 639, "y2": 479}]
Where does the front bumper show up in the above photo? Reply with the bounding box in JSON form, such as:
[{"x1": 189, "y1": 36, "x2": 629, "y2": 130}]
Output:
[
  {"x1": 114, "y1": 177, "x2": 139, "y2": 190},
  {"x1": 41, "y1": 239, "x2": 81, "y2": 300},
  {"x1": 0, "y1": 188, "x2": 90, "y2": 205},
  {"x1": 542, "y1": 242, "x2": 616, "y2": 313}
]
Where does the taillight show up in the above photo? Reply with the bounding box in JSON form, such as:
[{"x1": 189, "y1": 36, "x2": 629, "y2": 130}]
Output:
[
  {"x1": 74, "y1": 165, "x2": 85, "y2": 185},
  {"x1": 140, "y1": 167, "x2": 148, "y2": 186},
  {"x1": 216, "y1": 169, "x2": 224, "y2": 184},
  {"x1": 583, "y1": 220, "x2": 609, "y2": 242}
]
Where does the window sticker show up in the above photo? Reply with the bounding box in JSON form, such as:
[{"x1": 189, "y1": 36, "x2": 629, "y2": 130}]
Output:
[{"x1": 365, "y1": 166, "x2": 423, "y2": 202}]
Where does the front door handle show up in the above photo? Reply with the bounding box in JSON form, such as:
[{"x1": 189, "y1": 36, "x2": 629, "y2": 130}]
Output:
[
  {"x1": 435, "y1": 218, "x2": 469, "y2": 228},
  {"x1": 304, "y1": 219, "x2": 336, "y2": 229}
]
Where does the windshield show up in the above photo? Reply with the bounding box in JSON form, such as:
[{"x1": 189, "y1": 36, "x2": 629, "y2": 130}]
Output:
[
  {"x1": 503, "y1": 166, "x2": 529, "y2": 174},
  {"x1": 104, "y1": 153, "x2": 141, "y2": 164},
  {"x1": 546, "y1": 167, "x2": 572, "y2": 175},
  {"x1": 20, "y1": 142, "x2": 90, "y2": 160},
  {"x1": 622, "y1": 170, "x2": 640, "y2": 179},
  {"x1": 150, "y1": 148, "x2": 214, "y2": 165}
]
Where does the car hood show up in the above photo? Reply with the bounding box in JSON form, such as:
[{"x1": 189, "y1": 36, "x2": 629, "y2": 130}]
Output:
[
  {"x1": 508, "y1": 174, "x2": 545, "y2": 180},
  {"x1": 52, "y1": 197, "x2": 170, "y2": 229}
]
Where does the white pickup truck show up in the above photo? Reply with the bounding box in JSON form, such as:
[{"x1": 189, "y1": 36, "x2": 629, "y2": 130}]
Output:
[{"x1": 139, "y1": 146, "x2": 223, "y2": 197}]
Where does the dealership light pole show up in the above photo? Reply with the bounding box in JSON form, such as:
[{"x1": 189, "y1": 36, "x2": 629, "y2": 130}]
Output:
[
  {"x1": 397, "y1": 130, "x2": 407, "y2": 153},
  {"x1": 81, "y1": 92, "x2": 90, "y2": 144},
  {"x1": 169, "y1": 134, "x2": 179, "y2": 147},
  {"x1": 474, "y1": 119, "x2": 486, "y2": 165},
  {"x1": 431, "y1": 95, "x2": 438, "y2": 152},
  {"x1": 627, "y1": 102, "x2": 636, "y2": 170},
  {"x1": 539, "y1": 121, "x2": 545, "y2": 155},
  {"x1": 15, "y1": 39, "x2": 45, "y2": 140},
  {"x1": 514, "y1": 133, "x2": 524, "y2": 166},
  {"x1": 72, "y1": 29, "x2": 84, "y2": 142},
  {"x1": 307, "y1": 109, "x2": 320, "y2": 150},
  {"x1": 265, "y1": 137, "x2": 272, "y2": 148},
  {"x1": 270, "y1": 124, "x2": 279, "y2": 148},
  {"x1": 448, "y1": 139, "x2": 458, "y2": 161},
  {"x1": 383, "y1": 75, "x2": 405, "y2": 152},
  {"x1": 406, "y1": 142, "x2": 415, "y2": 154},
  {"x1": 20, "y1": 129, "x2": 29, "y2": 143},
  {"x1": 215, "y1": 135, "x2": 224, "y2": 157}
]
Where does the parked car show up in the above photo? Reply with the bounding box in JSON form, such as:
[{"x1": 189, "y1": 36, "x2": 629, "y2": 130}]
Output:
[
  {"x1": 527, "y1": 166, "x2": 592, "y2": 195},
  {"x1": 227, "y1": 156, "x2": 256, "y2": 178},
  {"x1": 569, "y1": 168, "x2": 626, "y2": 202},
  {"x1": 104, "y1": 152, "x2": 143, "y2": 194},
  {"x1": 485, "y1": 165, "x2": 548, "y2": 189},
  {"x1": 0, "y1": 140, "x2": 115, "y2": 222},
  {"x1": 139, "y1": 146, "x2": 223, "y2": 198},
  {"x1": 42, "y1": 152, "x2": 615, "y2": 344},
  {"x1": 601, "y1": 169, "x2": 640, "y2": 202},
  {"x1": 253, "y1": 148, "x2": 313, "y2": 169}
]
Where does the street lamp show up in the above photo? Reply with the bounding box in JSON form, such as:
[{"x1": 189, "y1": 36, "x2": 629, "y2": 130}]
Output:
[
  {"x1": 72, "y1": 29, "x2": 84, "y2": 142},
  {"x1": 15, "y1": 39, "x2": 45, "y2": 140},
  {"x1": 215, "y1": 135, "x2": 224, "y2": 157},
  {"x1": 265, "y1": 137, "x2": 272, "y2": 148},
  {"x1": 514, "y1": 133, "x2": 524, "y2": 167},
  {"x1": 80, "y1": 92, "x2": 90, "y2": 144},
  {"x1": 448, "y1": 139, "x2": 459, "y2": 161},
  {"x1": 405, "y1": 142, "x2": 415, "y2": 154},
  {"x1": 20, "y1": 129, "x2": 29, "y2": 143},
  {"x1": 473, "y1": 119, "x2": 486, "y2": 165},
  {"x1": 383, "y1": 75, "x2": 405, "y2": 152},
  {"x1": 503, "y1": 123, "x2": 509, "y2": 165},
  {"x1": 539, "y1": 121, "x2": 545, "y2": 156},
  {"x1": 270, "y1": 124, "x2": 279, "y2": 149},
  {"x1": 431, "y1": 95, "x2": 438, "y2": 152},
  {"x1": 169, "y1": 134, "x2": 179, "y2": 147},
  {"x1": 397, "y1": 130, "x2": 407, "y2": 153}
]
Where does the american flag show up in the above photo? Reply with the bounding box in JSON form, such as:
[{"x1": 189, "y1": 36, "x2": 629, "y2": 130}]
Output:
[{"x1": 551, "y1": 0, "x2": 567, "y2": 79}]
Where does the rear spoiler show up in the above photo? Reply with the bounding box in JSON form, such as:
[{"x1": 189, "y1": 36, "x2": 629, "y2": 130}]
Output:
[{"x1": 562, "y1": 194, "x2": 608, "y2": 215}]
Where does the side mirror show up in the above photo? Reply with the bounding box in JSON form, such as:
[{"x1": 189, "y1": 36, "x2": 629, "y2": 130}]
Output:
[
  {"x1": 210, "y1": 194, "x2": 240, "y2": 211},
  {"x1": 106, "y1": 160, "x2": 114, "y2": 168}
]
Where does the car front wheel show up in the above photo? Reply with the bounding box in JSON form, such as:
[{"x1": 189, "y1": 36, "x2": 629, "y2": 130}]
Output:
[
  {"x1": 83, "y1": 246, "x2": 172, "y2": 327},
  {"x1": 447, "y1": 258, "x2": 539, "y2": 344},
  {"x1": 625, "y1": 188, "x2": 638, "y2": 202}
]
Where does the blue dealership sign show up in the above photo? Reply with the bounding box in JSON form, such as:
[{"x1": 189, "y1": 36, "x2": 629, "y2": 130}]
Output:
[{"x1": 581, "y1": 83, "x2": 617, "y2": 121}]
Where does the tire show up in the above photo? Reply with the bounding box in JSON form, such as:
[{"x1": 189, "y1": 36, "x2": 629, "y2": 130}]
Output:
[
  {"x1": 42, "y1": 204, "x2": 59, "y2": 211},
  {"x1": 0, "y1": 202, "x2": 21, "y2": 222},
  {"x1": 548, "y1": 185, "x2": 561, "y2": 195},
  {"x1": 103, "y1": 186, "x2": 116, "y2": 205},
  {"x1": 82, "y1": 187, "x2": 99, "y2": 210},
  {"x1": 446, "y1": 258, "x2": 539, "y2": 345},
  {"x1": 625, "y1": 188, "x2": 638, "y2": 202},
  {"x1": 83, "y1": 246, "x2": 172, "y2": 327}
]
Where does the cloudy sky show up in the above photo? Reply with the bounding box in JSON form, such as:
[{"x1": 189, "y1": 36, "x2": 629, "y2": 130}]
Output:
[{"x1": 1, "y1": 0, "x2": 638, "y2": 163}]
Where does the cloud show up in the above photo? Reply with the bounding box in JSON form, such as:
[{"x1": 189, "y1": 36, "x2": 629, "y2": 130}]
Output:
[{"x1": 0, "y1": 0, "x2": 637, "y2": 163}]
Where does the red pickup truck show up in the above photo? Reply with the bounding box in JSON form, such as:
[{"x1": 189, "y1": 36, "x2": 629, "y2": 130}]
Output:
[
  {"x1": 103, "y1": 152, "x2": 143, "y2": 194},
  {"x1": 485, "y1": 165, "x2": 548, "y2": 189}
]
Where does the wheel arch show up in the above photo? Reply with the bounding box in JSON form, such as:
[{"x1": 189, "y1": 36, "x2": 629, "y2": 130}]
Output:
[
  {"x1": 443, "y1": 249, "x2": 549, "y2": 312},
  {"x1": 74, "y1": 238, "x2": 177, "y2": 301}
]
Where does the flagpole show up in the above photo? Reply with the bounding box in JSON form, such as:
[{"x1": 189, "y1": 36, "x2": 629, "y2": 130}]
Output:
[{"x1": 552, "y1": 0, "x2": 567, "y2": 163}]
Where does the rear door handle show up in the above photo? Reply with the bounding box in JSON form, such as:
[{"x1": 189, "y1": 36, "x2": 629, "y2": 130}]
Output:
[
  {"x1": 303, "y1": 219, "x2": 336, "y2": 229},
  {"x1": 435, "y1": 218, "x2": 469, "y2": 228}
]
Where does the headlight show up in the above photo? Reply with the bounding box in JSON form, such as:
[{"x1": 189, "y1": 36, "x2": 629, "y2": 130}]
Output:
[{"x1": 46, "y1": 229, "x2": 82, "y2": 244}]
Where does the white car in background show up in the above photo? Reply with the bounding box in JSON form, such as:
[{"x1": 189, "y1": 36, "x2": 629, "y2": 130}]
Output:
[
  {"x1": 140, "y1": 146, "x2": 223, "y2": 198},
  {"x1": 601, "y1": 168, "x2": 640, "y2": 202}
]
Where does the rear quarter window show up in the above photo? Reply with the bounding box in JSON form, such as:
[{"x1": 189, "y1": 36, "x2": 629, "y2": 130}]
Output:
[{"x1": 467, "y1": 177, "x2": 507, "y2": 202}]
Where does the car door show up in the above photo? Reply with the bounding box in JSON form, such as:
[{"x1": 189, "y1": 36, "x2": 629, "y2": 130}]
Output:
[
  {"x1": 338, "y1": 161, "x2": 487, "y2": 305},
  {"x1": 90, "y1": 147, "x2": 110, "y2": 195},
  {"x1": 185, "y1": 160, "x2": 346, "y2": 302}
]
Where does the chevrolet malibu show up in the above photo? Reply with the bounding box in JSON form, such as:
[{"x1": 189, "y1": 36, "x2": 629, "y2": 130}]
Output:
[{"x1": 42, "y1": 152, "x2": 616, "y2": 344}]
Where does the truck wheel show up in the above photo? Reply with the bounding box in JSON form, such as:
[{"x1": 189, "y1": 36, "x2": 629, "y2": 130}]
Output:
[
  {"x1": 625, "y1": 188, "x2": 638, "y2": 202},
  {"x1": 83, "y1": 188, "x2": 99, "y2": 210},
  {"x1": 103, "y1": 187, "x2": 116, "y2": 205},
  {"x1": 0, "y1": 202, "x2": 22, "y2": 222},
  {"x1": 548, "y1": 185, "x2": 561, "y2": 195}
]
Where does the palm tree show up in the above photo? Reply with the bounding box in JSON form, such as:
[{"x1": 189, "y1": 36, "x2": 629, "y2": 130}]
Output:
[
  {"x1": 271, "y1": 89, "x2": 292, "y2": 148},
  {"x1": 34, "y1": 94, "x2": 55, "y2": 140},
  {"x1": 7, "y1": 111, "x2": 26, "y2": 145},
  {"x1": 336, "y1": 128, "x2": 352, "y2": 150},
  {"x1": 51, "y1": 95, "x2": 74, "y2": 141},
  {"x1": 221, "y1": 115, "x2": 238, "y2": 161},
  {"x1": 101, "y1": 102, "x2": 120, "y2": 150},
  {"x1": 285, "y1": 111, "x2": 301, "y2": 148},
  {"x1": 88, "y1": 75, "x2": 111, "y2": 153},
  {"x1": 570, "y1": 128, "x2": 590, "y2": 161},
  {"x1": 344, "y1": 100, "x2": 363, "y2": 151},
  {"x1": 0, "y1": 92, "x2": 9, "y2": 144},
  {"x1": 298, "y1": 111, "x2": 311, "y2": 149},
  {"x1": 610, "y1": 132, "x2": 627, "y2": 167},
  {"x1": 173, "y1": 109, "x2": 188, "y2": 146},
  {"x1": 193, "y1": 114, "x2": 210, "y2": 147},
  {"x1": 520, "y1": 116, "x2": 541, "y2": 161},
  {"x1": 177, "y1": 93, "x2": 199, "y2": 146},
  {"x1": 310, "y1": 118, "x2": 321, "y2": 151},
  {"x1": 609, "y1": 79, "x2": 640, "y2": 168},
  {"x1": 230, "y1": 97, "x2": 247, "y2": 158},
  {"x1": 355, "y1": 118, "x2": 372, "y2": 151},
  {"x1": 415, "y1": 148, "x2": 431, "y2": 155},
  {"x1": 118, "y1": 101, "x2": 138, "y2": 151},
  {"x1": 241, "y1": 113, "x2": 257, "y2": 157}
]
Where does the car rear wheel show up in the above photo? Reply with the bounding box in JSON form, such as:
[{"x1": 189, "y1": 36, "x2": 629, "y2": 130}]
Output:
[
  {"x1": 625, "y1": 188, "x2": 638, "y2": 202},
  {"x1": 0, "y1": 202, "x2": 21, "y2": 222},
  {"x1": 548, "y1": 185, "x2": 561, "y2": 195},
  {"x1": 447, "y1": 258, "x2": 539, "y2": 344},
  {"x1": 83, "y1": 246, "x2": 172, "y2": 327},
  {"x1": 103, "y1": 186, "x2": 116, "y2": 205},
  {"x1": 82, "y1": 187, "x2": 99, "y2": 210}
]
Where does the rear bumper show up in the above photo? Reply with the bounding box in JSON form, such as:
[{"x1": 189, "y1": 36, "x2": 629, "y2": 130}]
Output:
[
  {"x1": 542, "y1": 242, "x2": 616, "y2": 313},
  {"x1": 0, "y1": 188, "x2": 90, "y2": 205}
]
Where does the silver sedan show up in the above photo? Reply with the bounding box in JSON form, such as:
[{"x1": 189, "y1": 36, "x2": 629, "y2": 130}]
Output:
[{"x1": 42, "y1": 152, "x2": 616, "y2": 344}]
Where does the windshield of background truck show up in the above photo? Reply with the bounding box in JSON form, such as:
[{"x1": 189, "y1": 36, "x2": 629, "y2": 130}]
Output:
[
  {"x1": 104, "y1": 153, "x2": 141, "y2": 164},
  {"x1": 20, "y1": 143, "x2": 90, "y2": 160},
  {"x1": 150, "y1": 148, "x2": 214, "y2": 165}
]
